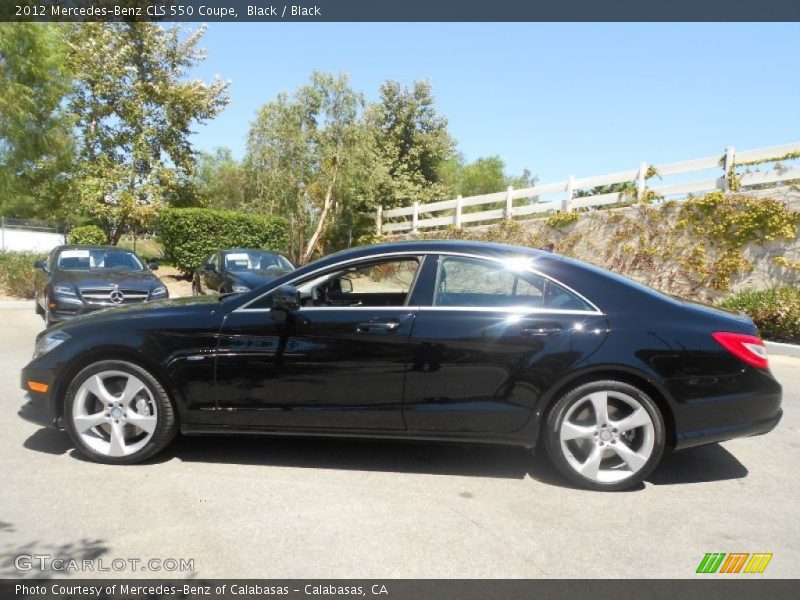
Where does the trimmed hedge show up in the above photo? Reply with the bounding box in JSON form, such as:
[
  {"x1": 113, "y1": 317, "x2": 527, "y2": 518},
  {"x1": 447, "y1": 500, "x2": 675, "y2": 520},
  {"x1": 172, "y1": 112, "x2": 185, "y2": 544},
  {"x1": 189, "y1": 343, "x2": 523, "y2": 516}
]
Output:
[
  {"x1": 67, "y1": 224, "x2": 107, "y2": 245},
  {"x1": 0, "y1": 251, "x2": 46, "y2": 299},
  {"x1": 720, "y1": 287, "x2": 800, "y2": 344},
  {"x1": 158, "y1": 208, "x2": 290, "y2": 274}
]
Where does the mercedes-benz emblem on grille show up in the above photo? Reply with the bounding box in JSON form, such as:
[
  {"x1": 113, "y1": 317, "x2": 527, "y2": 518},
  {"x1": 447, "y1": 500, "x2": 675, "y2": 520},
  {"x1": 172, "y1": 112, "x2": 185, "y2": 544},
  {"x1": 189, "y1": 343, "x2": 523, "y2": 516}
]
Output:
[{"x1": 109, "y1": 290, "x2": 125, "y2": 304}]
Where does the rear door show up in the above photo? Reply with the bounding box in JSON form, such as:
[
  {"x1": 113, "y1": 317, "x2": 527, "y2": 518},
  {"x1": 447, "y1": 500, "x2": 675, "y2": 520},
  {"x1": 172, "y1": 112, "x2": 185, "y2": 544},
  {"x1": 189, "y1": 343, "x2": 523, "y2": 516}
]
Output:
[{"x1": 403, "y1": 254, "x2": 608, "y2": 434}]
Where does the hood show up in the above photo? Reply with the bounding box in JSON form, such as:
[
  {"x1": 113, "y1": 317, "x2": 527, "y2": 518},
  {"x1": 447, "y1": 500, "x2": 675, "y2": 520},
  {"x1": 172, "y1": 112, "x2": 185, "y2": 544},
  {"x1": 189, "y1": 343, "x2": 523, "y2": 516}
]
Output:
[
  {"x1": 229, "y1": 269, "x2": 289, "y2": 288},
  {"x1": 51, "y1": 295, "x2": 223, "y2": 332},
  {"x1": 53, "y1": 269, "x2": 162, "y2": 290}
]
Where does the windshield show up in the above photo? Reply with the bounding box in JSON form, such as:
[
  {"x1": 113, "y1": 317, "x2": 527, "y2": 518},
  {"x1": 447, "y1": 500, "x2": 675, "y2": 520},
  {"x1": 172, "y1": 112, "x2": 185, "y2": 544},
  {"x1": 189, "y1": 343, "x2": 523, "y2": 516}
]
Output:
[
  {"x1": 223, "y1": 251, "x2": 293, "y2": 272},
  {"x1": 56, "y1": 249, "x2": 145, "y2": 271}
]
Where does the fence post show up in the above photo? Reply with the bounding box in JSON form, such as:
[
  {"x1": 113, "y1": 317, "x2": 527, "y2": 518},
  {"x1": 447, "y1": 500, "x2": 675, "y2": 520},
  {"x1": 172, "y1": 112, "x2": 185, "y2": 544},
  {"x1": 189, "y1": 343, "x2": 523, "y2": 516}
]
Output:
[
  {"x1": 505, "y1": 186, "x2": 514, "y2": 219},
  {"x1": 636, "y1": 162, "x2": 648, "y2": 202},
  {"x1": 411, "y1": 201, "x2": 419, "y2": 234},
  {"x1": 562, "y1": 176, "x2": 574, "y2": 213},
  {"x1": 723, "y1": 146, "x2": 736, "y2": 191},
  {"x1": 454, "y1": 195, "x2": 463, "y2": 229},
  {"x1": 375, "y1": 206, "x2": 382, "y2": 236}
]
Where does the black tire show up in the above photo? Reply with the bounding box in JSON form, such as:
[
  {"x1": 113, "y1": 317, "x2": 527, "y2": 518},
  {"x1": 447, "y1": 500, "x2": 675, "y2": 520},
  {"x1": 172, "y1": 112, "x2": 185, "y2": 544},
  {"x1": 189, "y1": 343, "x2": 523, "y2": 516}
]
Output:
[
  {"x1": 544, "y1": 380, "x2": 665, "y2": 491},
  {"x1": 63, "y1": 360, "x2": 177, "y2": 465},
  {"x1": 192, "y1": 281, "x2": 200, "y2": 296}
]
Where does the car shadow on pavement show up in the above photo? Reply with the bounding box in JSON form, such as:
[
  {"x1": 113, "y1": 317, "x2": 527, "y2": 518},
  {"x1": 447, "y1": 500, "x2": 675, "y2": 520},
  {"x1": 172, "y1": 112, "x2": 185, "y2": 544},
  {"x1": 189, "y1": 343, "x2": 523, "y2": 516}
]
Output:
[
  {"x1": 22, "y1": 428, "x2": 73, "y2": 455},
  {"x1": 160, "y1": 435, "x2": 536, "y2": 479},
  {"x1": 647, "y1": 443, "x2": 748, "y2": 485},
  {"x1": 22, "y1": 429, "x2": 748, "y2": 488}
]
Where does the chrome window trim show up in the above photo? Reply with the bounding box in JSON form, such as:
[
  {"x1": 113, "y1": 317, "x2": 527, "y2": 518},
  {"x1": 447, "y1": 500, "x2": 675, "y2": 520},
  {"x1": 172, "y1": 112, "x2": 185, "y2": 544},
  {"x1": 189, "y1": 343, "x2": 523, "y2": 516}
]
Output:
[{"x1": 234, "y1": 250, "x2": 603, "y2": 315}]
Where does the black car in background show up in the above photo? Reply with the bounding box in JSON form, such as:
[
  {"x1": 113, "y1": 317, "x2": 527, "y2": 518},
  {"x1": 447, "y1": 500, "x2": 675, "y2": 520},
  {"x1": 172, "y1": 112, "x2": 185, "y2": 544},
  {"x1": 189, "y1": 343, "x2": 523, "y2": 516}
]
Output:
[
  {"x1": 192, "y1": 248, "x2": 294, "y2": 295},
  {"x1": 34, "y1": 245, "x2": 168, "y2": 326},
  {"x1": 20, "y1": 240, "x2": 781, "y2": 490}
]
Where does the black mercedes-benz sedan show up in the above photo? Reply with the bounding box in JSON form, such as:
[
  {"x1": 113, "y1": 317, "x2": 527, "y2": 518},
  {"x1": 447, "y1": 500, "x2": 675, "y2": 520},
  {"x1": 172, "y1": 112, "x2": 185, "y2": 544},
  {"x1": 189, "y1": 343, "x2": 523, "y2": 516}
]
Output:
[
  {"x1": 192, "y1": 248, "x2": 294, "y2": 296},
  {"x1": 20, "y1": 240, "x2": 781, "y2": 490},
  {"x1": 34, "y1": 245, "x2": 168, "y2": 326}
]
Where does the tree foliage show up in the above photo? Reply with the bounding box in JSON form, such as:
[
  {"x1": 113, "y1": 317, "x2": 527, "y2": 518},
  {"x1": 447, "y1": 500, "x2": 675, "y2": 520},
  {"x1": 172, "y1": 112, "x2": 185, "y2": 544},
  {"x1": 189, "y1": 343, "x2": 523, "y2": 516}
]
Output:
[
  {"x1": 191, "y1": 147, "x2": 248, "y2": 210},
  {"x1": 0, "y1": 23, "x2": 74, "y2": 221},
  {"x1": 65, "y1": 23, "x2": 229, "y2": 243},
  {"x1": 367, "y1": 80, "x2": 455, "y2": 208},
  {"x1": 246, "y1": 72, "x2": 379, "y2": 263}
]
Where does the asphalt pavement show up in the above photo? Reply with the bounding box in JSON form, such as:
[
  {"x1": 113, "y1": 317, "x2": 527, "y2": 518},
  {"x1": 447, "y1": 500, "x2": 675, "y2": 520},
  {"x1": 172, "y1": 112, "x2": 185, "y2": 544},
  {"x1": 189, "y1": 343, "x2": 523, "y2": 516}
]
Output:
[{"x1": 0, "y1": 306, "x2": 797, "y2": 579}]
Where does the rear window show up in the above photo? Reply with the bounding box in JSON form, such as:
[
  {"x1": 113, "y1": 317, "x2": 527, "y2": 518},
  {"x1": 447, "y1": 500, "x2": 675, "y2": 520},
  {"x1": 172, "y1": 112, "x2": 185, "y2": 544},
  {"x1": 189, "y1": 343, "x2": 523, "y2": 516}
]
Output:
[{"x1": 435, "y1": 256, "x2": 594, "y2": 311}]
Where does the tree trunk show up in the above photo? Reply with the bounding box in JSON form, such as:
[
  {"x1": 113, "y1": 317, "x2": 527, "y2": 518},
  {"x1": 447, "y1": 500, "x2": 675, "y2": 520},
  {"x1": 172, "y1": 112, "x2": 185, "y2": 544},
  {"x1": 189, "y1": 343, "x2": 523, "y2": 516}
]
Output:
[{"x1": 302, "y1": 169, "x2": 338, "y2": 263}]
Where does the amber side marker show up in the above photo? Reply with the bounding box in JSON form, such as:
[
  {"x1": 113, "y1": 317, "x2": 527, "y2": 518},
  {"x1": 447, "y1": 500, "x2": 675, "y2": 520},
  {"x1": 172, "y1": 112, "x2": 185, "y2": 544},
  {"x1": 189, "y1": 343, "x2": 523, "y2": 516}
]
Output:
[{"x1": 27, "y1": 381, "x2": 49, "y2": 393}]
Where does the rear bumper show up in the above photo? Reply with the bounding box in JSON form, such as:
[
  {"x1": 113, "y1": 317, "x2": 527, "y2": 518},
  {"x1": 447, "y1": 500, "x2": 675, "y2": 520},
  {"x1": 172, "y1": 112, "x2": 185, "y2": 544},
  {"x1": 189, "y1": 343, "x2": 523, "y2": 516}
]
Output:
[
  {"x1": 668, "y1": 368, "x2": 783, "y2": 450},
  {"x1": 675, "y1": 409, "x2": 782, "y2": 450}
]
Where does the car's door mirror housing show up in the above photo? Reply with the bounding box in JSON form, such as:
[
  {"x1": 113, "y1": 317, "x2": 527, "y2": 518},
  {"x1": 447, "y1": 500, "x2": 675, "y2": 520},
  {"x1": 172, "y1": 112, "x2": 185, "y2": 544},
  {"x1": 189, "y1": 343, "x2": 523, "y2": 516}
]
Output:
[
  {"x1": 204, "y1": 262, "x2": 216, "y2": 271},
  {"x1": 34, "y1": 260, "x2": 47, "y2": 270},
  {"x1": 148, "y1": 261, "x2": 159, "y2": 271},
  {"x1": 271, "y1": 285, "x2": 301, "y2": 313},
  {"x1": 339, "y1": 277, "x2": 353, "y2": 293}
]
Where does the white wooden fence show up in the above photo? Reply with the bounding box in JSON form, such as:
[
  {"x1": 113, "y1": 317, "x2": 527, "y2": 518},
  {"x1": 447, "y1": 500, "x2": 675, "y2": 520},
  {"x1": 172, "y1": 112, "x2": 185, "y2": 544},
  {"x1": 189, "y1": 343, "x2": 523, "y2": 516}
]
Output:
[
  {"x1": 377, "y1": 142, "x2": 800, "y2": 234},
  {"x1": 0, "y1": 217, "x2": 65, "y2": 253}
]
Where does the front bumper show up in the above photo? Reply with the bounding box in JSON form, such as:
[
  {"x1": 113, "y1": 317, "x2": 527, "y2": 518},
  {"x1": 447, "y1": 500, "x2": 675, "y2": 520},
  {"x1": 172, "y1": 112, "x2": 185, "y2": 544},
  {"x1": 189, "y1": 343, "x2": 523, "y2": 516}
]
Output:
[{"x1": 19, "y1": 366, "x2": 61, "y2": 429}]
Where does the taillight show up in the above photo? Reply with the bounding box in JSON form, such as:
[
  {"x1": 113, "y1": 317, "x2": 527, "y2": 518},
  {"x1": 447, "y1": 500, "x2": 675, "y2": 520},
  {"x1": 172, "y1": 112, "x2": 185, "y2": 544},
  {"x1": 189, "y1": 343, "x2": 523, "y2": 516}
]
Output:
[{"x1": 712, "y1": 331, "x2": 769, "y2": 369}]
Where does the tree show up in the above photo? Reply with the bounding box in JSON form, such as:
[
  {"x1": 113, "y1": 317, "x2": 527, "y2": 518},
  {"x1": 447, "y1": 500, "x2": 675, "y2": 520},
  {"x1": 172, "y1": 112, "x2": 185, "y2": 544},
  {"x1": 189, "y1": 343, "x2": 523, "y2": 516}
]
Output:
[
  {"x1": 192, "y1": 147, "x2": 248, "y2": 210},
  {"x1": 367, "y1": 80, "x2": 455, "y2": 208},
  {"x1": 441, "y1": 155, "x2": 538, "y2": 206},
  {"x1": 246, "y1": 72, "x2": 374, "y2": 263},
  {"x1": 0, "y1": 23, "x2": 74, "y2": 221},
  {"x1": 65, "y1": 23, "x2": 229, "y2": 243}
]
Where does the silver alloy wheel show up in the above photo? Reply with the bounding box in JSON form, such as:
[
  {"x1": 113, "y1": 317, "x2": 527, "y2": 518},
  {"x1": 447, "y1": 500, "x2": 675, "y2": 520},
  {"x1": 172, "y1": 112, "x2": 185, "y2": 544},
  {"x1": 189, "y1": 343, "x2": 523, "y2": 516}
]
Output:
[
  {"x1": 559, "y1": 390, "x2": 655, "y2": 484},
  {"x1": 71, "y1": 370, "x2": 158, "y2": 458}
]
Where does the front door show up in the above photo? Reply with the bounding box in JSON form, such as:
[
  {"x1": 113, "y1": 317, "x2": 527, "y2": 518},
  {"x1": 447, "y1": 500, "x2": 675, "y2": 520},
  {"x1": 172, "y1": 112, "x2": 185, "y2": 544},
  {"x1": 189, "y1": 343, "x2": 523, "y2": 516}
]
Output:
[{"x1": 214, "y1": 256, "x2": 424, "y2": 430}]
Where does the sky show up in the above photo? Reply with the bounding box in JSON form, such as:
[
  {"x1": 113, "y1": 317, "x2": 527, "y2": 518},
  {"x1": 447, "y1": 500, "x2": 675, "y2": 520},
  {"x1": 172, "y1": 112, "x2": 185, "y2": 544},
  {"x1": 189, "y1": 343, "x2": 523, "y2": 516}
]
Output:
[{"x1": 188, "y1": 23, "x2": 800, "y2": 186}]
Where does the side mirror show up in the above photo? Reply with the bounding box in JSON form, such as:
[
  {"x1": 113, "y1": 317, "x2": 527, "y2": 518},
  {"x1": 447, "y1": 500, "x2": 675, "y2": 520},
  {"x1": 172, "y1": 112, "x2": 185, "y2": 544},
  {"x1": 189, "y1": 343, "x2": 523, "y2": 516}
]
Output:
[
  {"x1": 339, "y1": 277, "x2": 353, "y2": 293},
  {"x1": 148, "y1": 261, "x2": 159, "y2": 271},
  {"x1": 204, "y1": 263, "x2": 216, "y2": 271},
  {"x1": 34, "y1": 260, "x2": 47, "y2": 270},
  {"x1": 271, "y1": 284, "x2": 301, "y2": 313}
]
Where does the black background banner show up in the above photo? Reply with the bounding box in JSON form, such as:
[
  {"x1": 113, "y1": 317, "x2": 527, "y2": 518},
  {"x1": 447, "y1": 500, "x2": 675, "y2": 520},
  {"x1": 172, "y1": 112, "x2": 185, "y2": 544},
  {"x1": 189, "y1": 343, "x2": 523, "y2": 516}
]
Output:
[
  {"x1": 1, "y1": 580, "x2": 799, "y2": 600},
  {"x1": 3, "y1": 0, "x2": 800, "y2": 22}
]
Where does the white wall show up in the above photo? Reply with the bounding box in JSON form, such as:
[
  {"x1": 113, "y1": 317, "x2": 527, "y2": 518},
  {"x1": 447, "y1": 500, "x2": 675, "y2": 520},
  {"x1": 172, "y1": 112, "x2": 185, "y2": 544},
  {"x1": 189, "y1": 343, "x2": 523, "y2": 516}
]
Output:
[{"x1": 0, "y1": 228, "x2": 65, "y2": 253}]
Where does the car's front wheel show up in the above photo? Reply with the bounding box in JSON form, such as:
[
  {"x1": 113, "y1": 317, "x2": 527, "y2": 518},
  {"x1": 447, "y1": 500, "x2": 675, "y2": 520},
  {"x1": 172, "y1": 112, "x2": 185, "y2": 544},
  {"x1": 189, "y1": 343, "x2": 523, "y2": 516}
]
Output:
[
  {"x1": 544, "y1": 380, "x2": 665, "y2": 491},
  {"x1": 63, "y1": 360, "x2": 177, "y2": 464}
]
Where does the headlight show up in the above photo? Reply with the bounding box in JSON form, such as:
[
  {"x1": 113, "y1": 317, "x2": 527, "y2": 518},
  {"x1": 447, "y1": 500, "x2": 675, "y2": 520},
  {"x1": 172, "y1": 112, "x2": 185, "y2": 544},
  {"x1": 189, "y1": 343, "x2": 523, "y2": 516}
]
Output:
[
  {"x1": 53, "y1": 285, "x2": 76, "y2": 296},
  {"x1": 232, "y1": 285, "x2": 251, "y2": 293},
  {"x1": 33, "y1": 330, "x2": 70, "y2": 359},
  {"x1": 151, "y1": 285, "x2": 167, "y2": 297}
]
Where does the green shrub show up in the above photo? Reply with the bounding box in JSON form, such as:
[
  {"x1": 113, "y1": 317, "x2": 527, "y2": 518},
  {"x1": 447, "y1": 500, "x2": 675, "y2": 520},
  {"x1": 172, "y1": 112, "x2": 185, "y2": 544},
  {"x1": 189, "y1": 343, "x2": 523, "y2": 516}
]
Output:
[
  {"x1": 0, "y1": 251, "x2": 46, "y2": 299},
  {"x1": 720, "y1": 287, "x2": 800, "y2": 344},
  {"x1": 67, "y1": 225, "x2": 107, "y2": 245},
  {"x1": 158, "y1": 208, "x2": 290, "y2": 274}
]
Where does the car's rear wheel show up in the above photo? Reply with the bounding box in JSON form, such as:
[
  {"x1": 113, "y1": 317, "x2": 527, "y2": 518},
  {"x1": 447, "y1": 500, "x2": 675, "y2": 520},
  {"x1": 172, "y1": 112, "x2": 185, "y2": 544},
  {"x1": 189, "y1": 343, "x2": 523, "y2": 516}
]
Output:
[
  {"x1": 544, "y1": 380, "x2": 665, "y2": 491},
  {"x1": 63, "y1": 360, "x2": 177, "y2": 464}
]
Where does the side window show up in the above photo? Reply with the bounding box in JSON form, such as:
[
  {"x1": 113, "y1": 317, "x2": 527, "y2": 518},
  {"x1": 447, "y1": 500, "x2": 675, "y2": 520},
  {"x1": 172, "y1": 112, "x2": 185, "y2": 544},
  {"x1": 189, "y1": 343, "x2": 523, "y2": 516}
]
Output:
[
  {"x1": 246, "y1": 257, "x2": 421, "y2": 310},
  {"x1": 435, "y1": 256, "x2": 592, "y2": 311},
  {"x1": 209, "y1": 254, "x2": 218, "y2": 269},
  {"x1": 306, "y1": 258, "x2": 420, "y2": 307}
]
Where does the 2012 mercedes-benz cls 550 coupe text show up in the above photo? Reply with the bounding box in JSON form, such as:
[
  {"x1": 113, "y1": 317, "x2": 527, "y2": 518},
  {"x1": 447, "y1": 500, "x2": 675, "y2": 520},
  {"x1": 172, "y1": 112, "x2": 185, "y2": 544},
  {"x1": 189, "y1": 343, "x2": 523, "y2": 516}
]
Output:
[
  {"x1": 20, "y1": 241, "x2": 781, "y2": 490},
  {"x1": 34, "y1": 245, "x2": 168, "y2": 326}
]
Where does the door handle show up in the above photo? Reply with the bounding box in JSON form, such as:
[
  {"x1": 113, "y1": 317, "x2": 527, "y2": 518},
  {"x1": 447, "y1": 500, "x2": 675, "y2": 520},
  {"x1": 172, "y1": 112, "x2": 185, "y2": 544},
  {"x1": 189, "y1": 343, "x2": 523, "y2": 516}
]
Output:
[
  {"x1": 521, "y1": 326, "x2": 562, "y2": 337},
  {"x1": 357, "y1": 319, "x2": 400, "y2": 333}
]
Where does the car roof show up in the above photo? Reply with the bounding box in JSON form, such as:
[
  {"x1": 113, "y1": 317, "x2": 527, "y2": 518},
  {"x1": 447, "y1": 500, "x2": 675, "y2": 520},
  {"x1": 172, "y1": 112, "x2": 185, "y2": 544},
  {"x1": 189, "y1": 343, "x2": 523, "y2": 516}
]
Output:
[
  {"x1": 221, "y1": 248, "x2": 283, "y2": 254},
  {"x1": 322, "y1": 239, "x2": 549, "y2": 261},
  {"x1": 58, "y1": 245, "x2": 132, "y2": 252}
]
